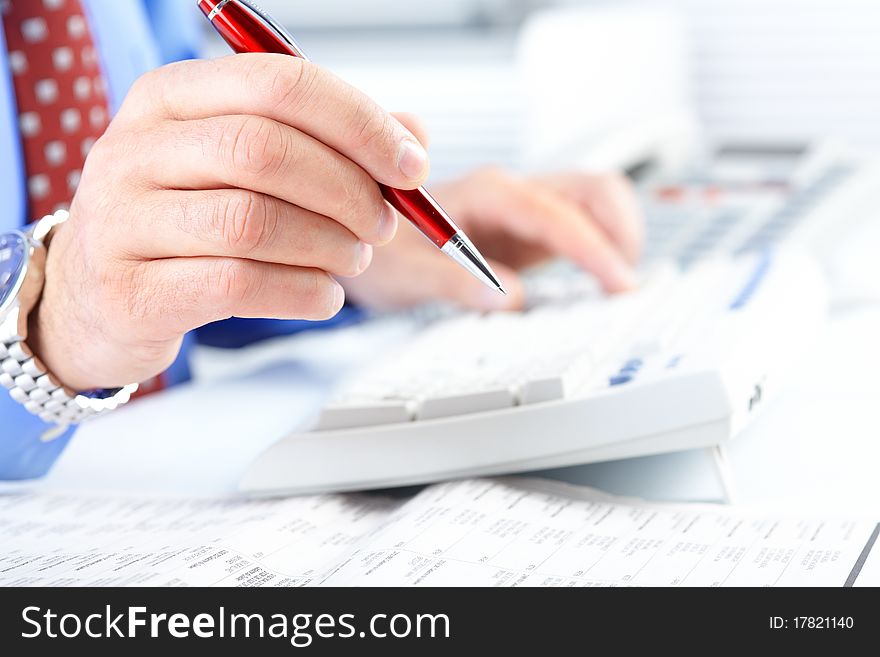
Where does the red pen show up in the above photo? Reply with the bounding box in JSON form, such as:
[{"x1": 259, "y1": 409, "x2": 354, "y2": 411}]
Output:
[{"x1": 197, "y1": 0, "x2": 505, "y2": 294}]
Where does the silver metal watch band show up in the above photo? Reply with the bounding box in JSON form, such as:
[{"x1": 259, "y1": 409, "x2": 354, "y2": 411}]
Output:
[
  {"x1": 0, "y1": 210, "x2": 139, "y2": 428},
  {"x1": 0, "y1": 338, "x2": 138, "y2": 426}
]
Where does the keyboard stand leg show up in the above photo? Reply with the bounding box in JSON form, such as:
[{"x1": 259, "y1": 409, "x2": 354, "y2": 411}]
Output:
[{"x1": 708, "y1": 445, "x2": 738, "y2": 504}]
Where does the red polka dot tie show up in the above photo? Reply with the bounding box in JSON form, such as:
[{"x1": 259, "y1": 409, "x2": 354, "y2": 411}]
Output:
[
  {"x1": 4, "y1": 0, "x2": 168, "y2": 396},
  {"x1": 2, "y1": 0, "x2": 110, "y2": 221}
]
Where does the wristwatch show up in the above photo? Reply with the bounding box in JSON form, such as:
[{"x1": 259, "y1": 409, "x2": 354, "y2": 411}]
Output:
[{"x1": 0, "y1": 210, "x2": 138, "y2": 436}]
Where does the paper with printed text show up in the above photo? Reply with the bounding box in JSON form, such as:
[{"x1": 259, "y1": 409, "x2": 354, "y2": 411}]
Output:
[{"x1": 1, "y1": 479, "x2": 876, "y2": 587}]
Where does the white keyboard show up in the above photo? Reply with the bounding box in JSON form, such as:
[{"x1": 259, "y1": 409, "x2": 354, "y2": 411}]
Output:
[
  {"x1": 318, "y1": 260, "x2": 709, "y2": 430},
  {"x1": 241, "y1": 248, "x2": 827, "y2": 494},
  {"x1": 240, "y1": 147, "x2": 880, "y2": 495}
]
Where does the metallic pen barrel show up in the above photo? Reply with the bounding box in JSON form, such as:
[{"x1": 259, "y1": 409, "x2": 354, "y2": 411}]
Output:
[
  {"x1": 380, "y1": 184, "x2": 506, "y2": 294},
  {"x1": 441, "y1": 233, "x2": 506, "y2": 295}
]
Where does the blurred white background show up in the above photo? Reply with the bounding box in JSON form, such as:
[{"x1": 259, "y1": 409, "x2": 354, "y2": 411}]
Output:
[{"x1": 204, "y1": 0, "x2": 880, "y2": 179}]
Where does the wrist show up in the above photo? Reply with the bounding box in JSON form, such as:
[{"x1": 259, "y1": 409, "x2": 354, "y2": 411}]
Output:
[
  {"x1": 24, "y1": 222, "x2": 98, "y2": 392},
  {"x1": 1, "y1": 213, "x2": 138, "y2": 426},
  {"x1": 27, "y1": 220, "x2": 181, "y2": 393},
  {"x1": 26, "y1": 297, "x2": 93, "y2": 393}
]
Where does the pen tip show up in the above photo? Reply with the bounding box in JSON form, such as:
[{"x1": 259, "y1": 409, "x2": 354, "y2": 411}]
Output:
[{"x1": 441, "y1": 231, "x2": 508, "y2": 297}]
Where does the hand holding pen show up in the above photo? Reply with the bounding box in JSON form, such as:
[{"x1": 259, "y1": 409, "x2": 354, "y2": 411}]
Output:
[
  {"x1": 198, "y1": 0, "x2": 505, "y2": 294},
  {"x1": 28, "y1": 0, "x2": 640, "y2": 394},
  {"x1": 31, "y1": 4, "x2": 487, "y2": 392}
]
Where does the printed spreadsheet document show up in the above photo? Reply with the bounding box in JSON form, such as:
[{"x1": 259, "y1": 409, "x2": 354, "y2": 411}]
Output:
[{"x1": 1, "y1": 478, "x2": 877, "y2": 587}]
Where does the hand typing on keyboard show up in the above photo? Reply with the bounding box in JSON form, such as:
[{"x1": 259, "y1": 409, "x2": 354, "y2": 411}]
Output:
[
  {"x1": 341, "y1": 167, "x2": 645, "y2": 312},
  {"x1": 242, "y1": 139, "x2": 854, "y2": 492}
]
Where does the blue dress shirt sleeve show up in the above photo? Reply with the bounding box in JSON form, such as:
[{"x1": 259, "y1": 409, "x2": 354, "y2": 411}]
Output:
[
  {"x1": 0, "y1": 1, "x2": 167, "y2": 481},
  {"x1": 0, "y1": 396, "x2": 76, "y2": 481},
  {"x1": 0, "y1": 16, "x2": 74, "y2": 480}
]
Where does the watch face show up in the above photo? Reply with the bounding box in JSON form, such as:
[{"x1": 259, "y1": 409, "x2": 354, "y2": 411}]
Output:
[{"x1": 0, "y1": 232, "x2": 29, "y2": 316}]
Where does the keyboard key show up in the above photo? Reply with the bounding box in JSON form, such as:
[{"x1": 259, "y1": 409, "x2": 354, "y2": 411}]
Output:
[
  {"x1": 317, "y1": 235, "x2": 817, "y2": 427},
  {"x1": 418, "y1": 388, "x2": 516, "y2": 420},
  {"x1": 520, "y1": 352, "x2": 593, "y2": 404},
  {"x1": 620, "y1": 359, "x2": 643, "y2": 375},
  {"x1": 317, "y1": 400, "x2": 414, "y2": 430}
]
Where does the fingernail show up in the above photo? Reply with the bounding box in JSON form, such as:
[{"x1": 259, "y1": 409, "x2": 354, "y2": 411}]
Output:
[
  {"x1": 397, "y1": 139, "x2": 429, "y2": 181},
  {"x1": 378, "y1": 202, "x2": 398, "y2": 243},
  {"x1": 332, "y1": 281, "x2": 346, "y2": 313},
  {"x1": 357, "y1": 242, "x2": 373, "y2": 273}
]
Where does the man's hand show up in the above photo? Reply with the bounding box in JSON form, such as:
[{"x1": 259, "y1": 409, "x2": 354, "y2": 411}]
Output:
[
  {"x1": 30, "y1": 54, "x2": 430, "y2": 391},
  {"x1": 343, "y1": 167, "x2": 645, "y2": 311}
]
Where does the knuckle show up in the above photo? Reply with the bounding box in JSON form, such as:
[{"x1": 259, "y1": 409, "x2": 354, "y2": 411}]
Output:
[
  {"x1": 89, "y1": 120, "x2": 139, "y2": 166},
  {"x1": 218, "y1": 192, "x2": 276, "y2": 255},
  {"x1": 223, "y1": 115, "x2": 290, "y2": 179},
  {"x1": 128, "y1": 68, "x2": 161, "y2": 103},
  {"x1": 350, "y1": 103, "x2": 396, "y2": 155},
  {"x1": 79, "y1": 131, "x2": 114, "y2": 172},
  {"x1": 126, "y1": 62, "x2": 181, "y2": 117},
  {"x1": 213, "y1": 259, "x2": 257, "y2": 309},
  {"x1": 252, "y1": 56, "x2": 319, "y2": 116}
]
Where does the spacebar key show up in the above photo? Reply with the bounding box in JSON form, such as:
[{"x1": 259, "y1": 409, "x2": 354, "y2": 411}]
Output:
[
  {"x1": 317, "y1": 400, "x2": 414, "y2": 431},
  {"x1": 417, "y1": 388, "x2": 515, "y2": 421}
]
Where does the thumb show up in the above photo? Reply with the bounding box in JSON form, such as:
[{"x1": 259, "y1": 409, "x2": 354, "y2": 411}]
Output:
[{"x1": 442, "y1": 259, "x2": 525, "y2": 312}]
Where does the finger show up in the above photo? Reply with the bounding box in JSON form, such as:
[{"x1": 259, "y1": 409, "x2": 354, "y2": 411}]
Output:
[
  {"x1": 124, "y1": 55, "x2": 430, "y2": 188},
  {"x1": 141, "y1": 257, "x2": 345, "y2": 337},
  {"x1": 434, "y1": 258, "x2": 524, "y2": 312},
  {"x1": 464, "y1": 170, "x2": 638, "y2": 292},
  {"x1": 537, "y1": 173, "x2": 646, "y2": 263},
  {"x1": 391, "y1": 112, "x2": 431, "y2": 149},
  {"x1": 130, "y1": 115, "x2": 398, "y2": 246},
  {"x1": 342, "y1": 220, "x2": 523, "y2": 312},
  {"x1": 129, "y1": 190, "x2": 372, "y2": 278}
]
